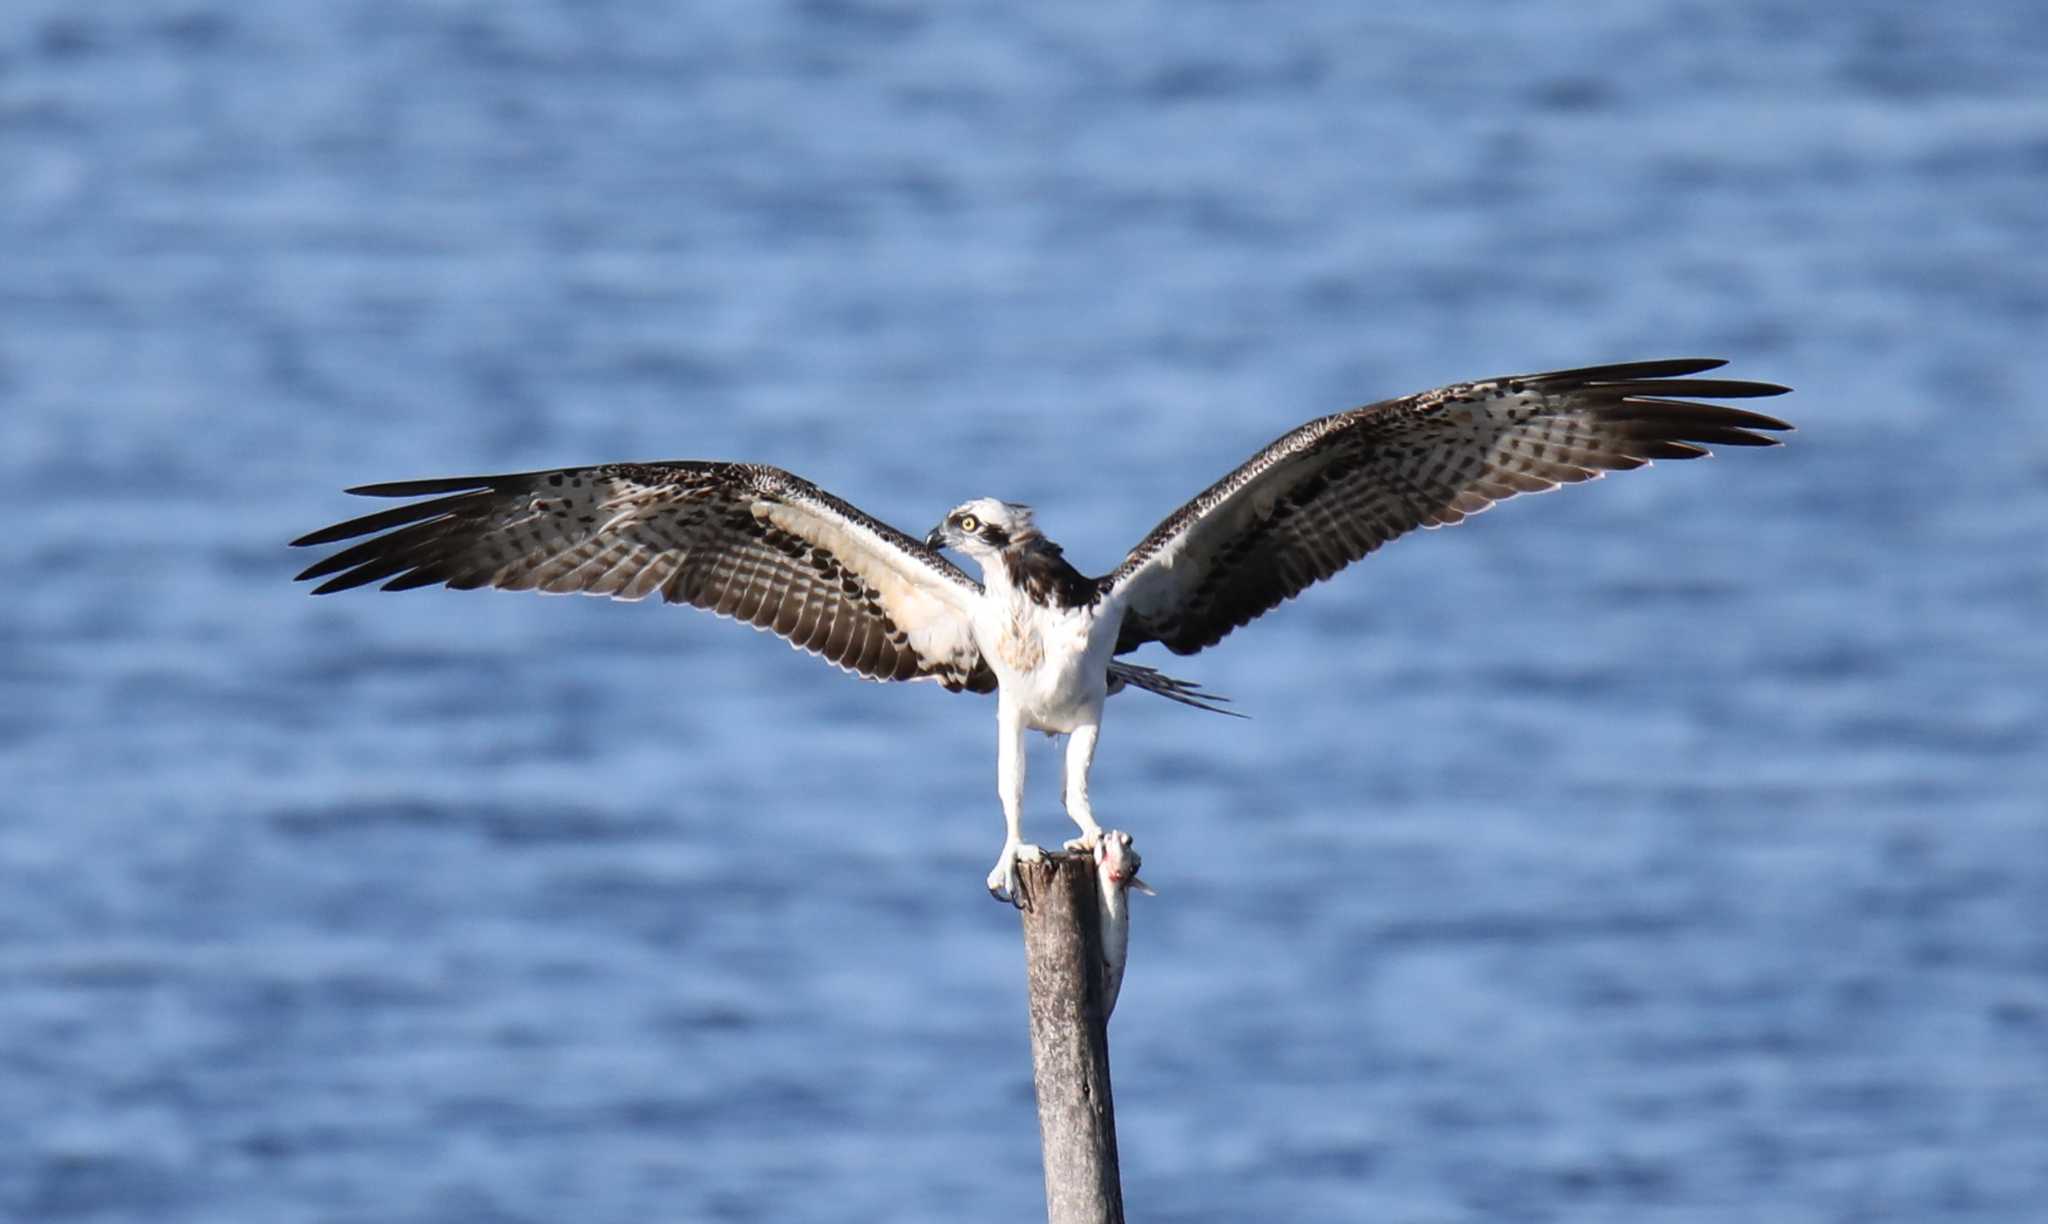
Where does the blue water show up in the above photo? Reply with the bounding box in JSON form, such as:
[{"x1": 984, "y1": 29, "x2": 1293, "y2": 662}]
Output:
[{"x1": 4, "y1": 2, "x2": 2046, "y2": 1220}]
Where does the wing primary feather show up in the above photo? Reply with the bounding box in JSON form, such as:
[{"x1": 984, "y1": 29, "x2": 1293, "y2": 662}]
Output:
[
  {"x1": 1595, "y1": 378, "x2": 1792, "y2": 400},
  {"x1": 1634, "y1": 440, "x2": 1711, "y2": 461},
  {"x1": 1611, "y1": 397, "x2": 1794, "y2": 433},
  {"x1": 288, "y1": 491, "x2": 483, "y2": 547},
  {"x1": 1525, "y1": 357, "x2": 1727, "y2": 382},
  {"x1": 345, "y1": 476, "x2": 508, "y2": 497},
  {"x1": 293, "y1": 517, "x2": 462, "y2": 581},
  {"x1": 309, "y1": 554, "x2": 423, "y2": 595},
  {"x1": 380, "y1": 567, "x2": 457, "y2": 592}
]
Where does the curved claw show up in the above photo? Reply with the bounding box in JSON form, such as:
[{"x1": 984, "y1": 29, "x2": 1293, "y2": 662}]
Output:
[{"x1": 986, "y1": 840, "x2": 1045, "y2": 907}]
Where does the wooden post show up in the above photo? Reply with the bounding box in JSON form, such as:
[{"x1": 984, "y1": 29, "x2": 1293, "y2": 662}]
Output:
[{"x1": 1016, "y1": 851, "x2": 1125, "y2": 1224}]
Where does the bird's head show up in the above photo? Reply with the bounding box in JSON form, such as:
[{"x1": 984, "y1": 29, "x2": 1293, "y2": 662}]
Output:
[{"x1": 925, "y1": 498, "x2": 1038, "y2": 559}]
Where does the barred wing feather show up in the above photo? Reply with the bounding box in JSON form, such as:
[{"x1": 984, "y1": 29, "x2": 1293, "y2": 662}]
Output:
[{"x1": 292, "y1": 462, "x2": 994, "y2": 691}]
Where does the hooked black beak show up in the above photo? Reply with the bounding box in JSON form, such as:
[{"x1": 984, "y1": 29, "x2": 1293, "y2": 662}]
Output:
[{"x1": 924, "y1": 524, "x2": 948, "y2": 551}]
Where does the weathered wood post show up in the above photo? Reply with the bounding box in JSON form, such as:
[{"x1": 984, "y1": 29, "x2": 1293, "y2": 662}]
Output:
[{"x1": 1015, "y1": 850, "x2": 1125, "y2": 1224}]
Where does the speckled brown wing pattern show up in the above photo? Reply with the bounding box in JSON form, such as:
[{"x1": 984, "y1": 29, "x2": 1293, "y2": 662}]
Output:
[
  {"x1": 1105, "y1": 359, "x2": 1792, "y2": 656},
  {"x1": 292, "y1": 462, "x2": 995, "y2": 691}
]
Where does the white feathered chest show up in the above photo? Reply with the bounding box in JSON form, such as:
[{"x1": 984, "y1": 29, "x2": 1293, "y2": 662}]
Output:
[{"x1": 972, "y1": 569, "x2": 1123, "y2": 734}]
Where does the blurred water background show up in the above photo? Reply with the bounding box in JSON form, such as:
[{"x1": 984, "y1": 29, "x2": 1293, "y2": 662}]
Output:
[{"x1": 3, "y1": 2, "x2": 2045, "y2": 1221}]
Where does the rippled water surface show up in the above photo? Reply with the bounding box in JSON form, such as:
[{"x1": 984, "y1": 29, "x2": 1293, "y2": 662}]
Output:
[{"x1": 4, "y1": 2, "x2": 2046, "y2": 1221}]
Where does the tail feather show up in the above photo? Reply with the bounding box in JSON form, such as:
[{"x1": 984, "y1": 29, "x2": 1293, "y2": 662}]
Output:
[{"x1": 1107, "y1": 661, "x2": 1243, "y2": 717}]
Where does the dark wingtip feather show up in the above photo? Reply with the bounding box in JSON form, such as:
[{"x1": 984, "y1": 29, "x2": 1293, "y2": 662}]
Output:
[
  {"x1": 1638, "y1": 440, "x2": 1711, "y2": 461},
  {"x1": 1688, "y1": 427, "x2": 1785, "y2": 447},
  {"x1": 1614, "y1": 399, "x2": 1794, "y2": 433},
  {"x1": 308, "y1": 569, "x2": 382, "y2": 595},
  {"x1": 1609, "y1": 378, "x2": 1791, "y2": 400},
  {"x1": 1530, "y1": 359, "x2": 1791, "y2": 402},
  {"x1": 291, "y1": 522, "x2": 360, "y2": 548},
  {"x1": 380, "y1": 569, "x2": 452, "y2": 592},
  {"x1": 1534, "y1": 357, "x2": 1728, "y2": 383},
  {"x1": 292, "y1": 487, "x2": 497, "y2": 550},
  {"x1": 345, "y1": 476, "x2": 503, "y2": 497},
  {"x1": 1593, "y1": 368, "x2": 1795, "y2": 453}
]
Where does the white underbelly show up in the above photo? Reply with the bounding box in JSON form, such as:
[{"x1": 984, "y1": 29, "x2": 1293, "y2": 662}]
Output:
[
  {"x1": 1012, "y1": 662, "x2": 1105, "y2": 732},
  {"x1": 977, "y1": 597, "x2": 1119, "y2": 733}
]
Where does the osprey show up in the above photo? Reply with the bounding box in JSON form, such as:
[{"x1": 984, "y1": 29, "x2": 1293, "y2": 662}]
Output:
[{"x1": 292, "y1": 358, "x2": 1790, "y2": 903}]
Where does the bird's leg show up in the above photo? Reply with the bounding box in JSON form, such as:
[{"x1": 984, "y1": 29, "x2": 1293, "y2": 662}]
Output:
[
  {"x1": 988, "y1": 702, "x2": 1042, "y2": 906},
  {"x1": 1059, "y1": 721, "x2": 1105, "y2": 852}
]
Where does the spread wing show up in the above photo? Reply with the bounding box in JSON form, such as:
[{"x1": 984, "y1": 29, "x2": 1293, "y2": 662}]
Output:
[
  {"x1": 1104, "y1": 358, "x2": 1792, "y2": 655},
  {"x1": 292, "y1": 462, "x2": 995, "y2": 691}
]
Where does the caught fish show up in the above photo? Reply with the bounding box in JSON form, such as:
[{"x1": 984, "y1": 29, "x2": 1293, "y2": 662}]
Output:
[{"x1": 1092, "y1": 830, "x2": 1153, "y2": 1017}]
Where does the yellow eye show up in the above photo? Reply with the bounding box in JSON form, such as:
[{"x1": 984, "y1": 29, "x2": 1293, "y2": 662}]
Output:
[{"x1": 957, "y1": 514, "x2": 979, "y2": 533}]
